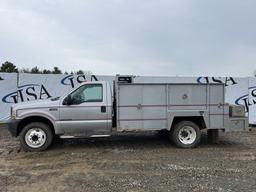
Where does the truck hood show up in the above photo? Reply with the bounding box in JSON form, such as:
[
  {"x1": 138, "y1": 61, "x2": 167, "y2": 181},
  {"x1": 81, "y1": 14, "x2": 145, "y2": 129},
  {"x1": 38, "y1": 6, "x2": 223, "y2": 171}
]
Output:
[{"x1": 12, "y1": 98, "x2": 61, "y2": 111}]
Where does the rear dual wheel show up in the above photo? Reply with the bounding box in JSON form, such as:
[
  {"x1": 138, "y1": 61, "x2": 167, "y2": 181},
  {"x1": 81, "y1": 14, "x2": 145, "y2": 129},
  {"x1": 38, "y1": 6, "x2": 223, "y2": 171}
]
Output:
[{"x1": 170, "y1": 121, "x2": 201, "y2": 148}]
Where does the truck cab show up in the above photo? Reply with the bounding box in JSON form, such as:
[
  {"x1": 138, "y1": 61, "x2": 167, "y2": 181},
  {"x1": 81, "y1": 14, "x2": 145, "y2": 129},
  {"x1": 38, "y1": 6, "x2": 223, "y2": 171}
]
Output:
[{"x1": 6, "y1": 81, "x2": 112, "y2": 151}]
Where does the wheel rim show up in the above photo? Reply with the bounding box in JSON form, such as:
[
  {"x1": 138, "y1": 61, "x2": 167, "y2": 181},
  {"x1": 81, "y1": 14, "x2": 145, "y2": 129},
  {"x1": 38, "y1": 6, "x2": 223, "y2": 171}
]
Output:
[
  {"x1": 178, "y1": 126, "x2": 197, "y2": 145},
  {"x1": 25, "y1": 128, "x2": 46, "y2": 148}
]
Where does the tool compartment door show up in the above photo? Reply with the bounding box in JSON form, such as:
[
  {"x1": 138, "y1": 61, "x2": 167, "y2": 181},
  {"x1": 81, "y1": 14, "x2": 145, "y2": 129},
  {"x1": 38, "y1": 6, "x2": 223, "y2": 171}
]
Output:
[
  {"x1": 168, "y1": 84, "x2": 207, "y2": 110},
  {"x1": 209, "y1": 84, "x2": 225, "y2": 128},
  {"x1": 141, "y1": 85, "x2": 167, "y2": 129},
  {"x1": 117, "y1": 84, "x2": 143, "y2": 130},
  {"x1": 117, "y1": 84, "x2": 167, "y2": 131}
]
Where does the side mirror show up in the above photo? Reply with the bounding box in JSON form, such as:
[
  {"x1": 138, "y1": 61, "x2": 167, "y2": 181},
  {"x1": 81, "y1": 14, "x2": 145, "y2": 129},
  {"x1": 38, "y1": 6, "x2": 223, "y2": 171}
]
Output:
[{"x1": 63, "y1": 95, "x2": 72, "y2": 105}]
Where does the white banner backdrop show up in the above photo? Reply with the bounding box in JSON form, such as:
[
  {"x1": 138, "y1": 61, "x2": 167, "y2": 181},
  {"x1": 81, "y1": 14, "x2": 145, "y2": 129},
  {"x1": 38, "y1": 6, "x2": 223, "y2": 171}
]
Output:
[
  {"x1": 0, "y1": 73, "x2": 255, "y2": 124},
  {"x1": 248, "y1": 77, "x2": 256, "y2": 124},
  {"x1": 17, "y1": 73, "x2": 76, "y2": 103},
  {"x1": 0, "y1": 73, "x2": 18, "y2": 120}
]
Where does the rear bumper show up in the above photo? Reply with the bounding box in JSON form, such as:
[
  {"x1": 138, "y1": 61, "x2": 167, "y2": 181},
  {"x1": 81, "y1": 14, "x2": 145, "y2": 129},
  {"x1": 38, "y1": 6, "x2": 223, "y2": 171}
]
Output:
[{"x1": 1, "y1": 119, "x2": 20, "y2": 137}]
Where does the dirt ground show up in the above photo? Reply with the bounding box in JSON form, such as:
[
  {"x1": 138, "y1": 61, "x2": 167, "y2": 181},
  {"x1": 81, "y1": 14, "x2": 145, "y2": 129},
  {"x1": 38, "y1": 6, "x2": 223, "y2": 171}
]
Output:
[{"x1": 0, "y1": 126, "x2": 256, "y2": 192}]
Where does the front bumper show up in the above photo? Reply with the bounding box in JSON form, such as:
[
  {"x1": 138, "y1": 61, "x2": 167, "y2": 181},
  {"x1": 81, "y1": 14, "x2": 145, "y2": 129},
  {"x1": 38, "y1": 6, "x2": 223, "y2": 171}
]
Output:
[{"x1": 1, "y1": 119, "x2": 21, "y2": 137}]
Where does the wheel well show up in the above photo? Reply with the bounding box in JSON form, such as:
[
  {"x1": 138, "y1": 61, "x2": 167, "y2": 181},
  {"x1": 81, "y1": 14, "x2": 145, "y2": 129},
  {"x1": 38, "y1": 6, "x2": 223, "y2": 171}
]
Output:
[
  {"x1": 17, "y1": 116, "x2": 55, "y2": 136},
  {"x1": 171, "y1": 116, "x2": 206, "y2": 130}
]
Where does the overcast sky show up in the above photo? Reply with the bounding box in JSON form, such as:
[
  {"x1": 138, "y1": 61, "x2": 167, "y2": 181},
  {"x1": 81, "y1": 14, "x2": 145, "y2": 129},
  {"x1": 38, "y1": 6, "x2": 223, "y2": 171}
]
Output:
[{"x1": 0, "y1": 0, "x2": 256, "y2": 76}]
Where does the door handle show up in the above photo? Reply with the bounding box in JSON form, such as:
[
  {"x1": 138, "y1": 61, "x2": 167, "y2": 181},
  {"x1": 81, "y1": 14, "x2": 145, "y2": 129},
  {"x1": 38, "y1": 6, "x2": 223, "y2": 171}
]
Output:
[
  {"x1": 101, "y1": 106, "x2": 106, "y2": 113},
  {"x1": 136, "y1": 104, "x2": 142, "y2": 110}
]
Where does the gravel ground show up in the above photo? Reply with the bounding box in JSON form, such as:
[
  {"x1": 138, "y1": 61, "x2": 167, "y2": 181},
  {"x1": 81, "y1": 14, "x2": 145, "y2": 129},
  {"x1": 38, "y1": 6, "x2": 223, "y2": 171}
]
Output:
[{"x1": 0, "y1": 125, "x2": 256, "y2": 192}]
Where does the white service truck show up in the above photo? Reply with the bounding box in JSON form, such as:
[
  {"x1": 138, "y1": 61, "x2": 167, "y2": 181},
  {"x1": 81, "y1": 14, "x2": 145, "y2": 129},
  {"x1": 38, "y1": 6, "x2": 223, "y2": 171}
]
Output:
[{"x1": 4, "y1": 75, "x2": 248, "y2": 151}]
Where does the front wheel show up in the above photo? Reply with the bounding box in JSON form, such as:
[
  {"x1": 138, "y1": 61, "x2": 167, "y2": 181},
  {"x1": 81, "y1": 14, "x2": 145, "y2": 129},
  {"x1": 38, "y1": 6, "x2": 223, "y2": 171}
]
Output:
[
  {"x1": 170, "y1": 121, "x2": 201, "y2": 148},
  {"x1": 20, "y1": 122, "x2": 53, "y2": 152}
]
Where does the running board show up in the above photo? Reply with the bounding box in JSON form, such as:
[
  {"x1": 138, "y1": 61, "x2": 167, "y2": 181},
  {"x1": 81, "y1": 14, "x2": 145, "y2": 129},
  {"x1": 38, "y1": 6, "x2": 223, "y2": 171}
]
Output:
[
  {"x1": 60, "y1": 135, "x2": 111, "y2": 139},
  {"x1": 59, "y1": 136, "x2": 75, "y2": 139},
  {"x1": 90, "y1": 135, "x2": 111, "y2": 138}
]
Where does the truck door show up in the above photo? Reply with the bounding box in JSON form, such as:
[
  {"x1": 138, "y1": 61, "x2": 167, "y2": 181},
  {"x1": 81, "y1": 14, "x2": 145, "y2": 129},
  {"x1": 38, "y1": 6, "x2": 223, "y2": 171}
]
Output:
[{"x1": 59, "y1": 83, "x2": 110, "y2": 134}]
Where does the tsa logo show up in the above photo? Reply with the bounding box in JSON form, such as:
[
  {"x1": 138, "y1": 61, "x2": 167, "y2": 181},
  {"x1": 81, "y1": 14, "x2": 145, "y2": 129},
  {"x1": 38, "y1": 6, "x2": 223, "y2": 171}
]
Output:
[
  {"x1": 2, "y1": 84, "x2": 52, "y2": 103},
  {"x1": 235, "y1": 86, "x2": 256, "y2": 112},
  {"x1": 197, "y1": 77, "x2": 237, "y2": 86},
  {"x1": 61, "y1": 74, "x2": 98, "y2": 88}
]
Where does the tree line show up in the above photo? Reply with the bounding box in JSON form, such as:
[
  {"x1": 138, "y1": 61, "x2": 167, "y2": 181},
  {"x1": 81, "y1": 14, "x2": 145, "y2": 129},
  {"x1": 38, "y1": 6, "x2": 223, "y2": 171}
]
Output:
[{"x1": 0, "y1": 61, "x2": 91, "y2": 75}]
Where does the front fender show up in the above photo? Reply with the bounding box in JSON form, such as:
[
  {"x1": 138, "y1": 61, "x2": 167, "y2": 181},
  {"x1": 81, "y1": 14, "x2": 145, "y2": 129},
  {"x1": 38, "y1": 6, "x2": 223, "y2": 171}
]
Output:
[{"x1": 16, "y1": 108, "x2": 59, "y2": 132}]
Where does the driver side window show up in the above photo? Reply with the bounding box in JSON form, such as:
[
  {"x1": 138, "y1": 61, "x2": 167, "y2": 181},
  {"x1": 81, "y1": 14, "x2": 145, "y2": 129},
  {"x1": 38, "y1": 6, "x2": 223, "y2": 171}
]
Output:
[{"x1": 70, "y1": 84, "x2": 103, "y2": 105}]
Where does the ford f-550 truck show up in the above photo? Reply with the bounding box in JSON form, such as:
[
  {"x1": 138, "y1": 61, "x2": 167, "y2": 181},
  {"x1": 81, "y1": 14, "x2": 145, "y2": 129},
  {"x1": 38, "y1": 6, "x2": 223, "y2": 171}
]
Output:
[{"x1": 4, "y1": 75, "x2": 248, "y2": 151}]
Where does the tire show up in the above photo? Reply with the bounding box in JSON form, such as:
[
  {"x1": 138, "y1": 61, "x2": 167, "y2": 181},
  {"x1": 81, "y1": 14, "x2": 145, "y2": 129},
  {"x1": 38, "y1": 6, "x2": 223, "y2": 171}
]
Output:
[
  {"x1": 19, "y1": 122, "x2": 53, "y2": 152},
  {"x1": 170, "y1": 121, "x2": 201, "y2": 148}
]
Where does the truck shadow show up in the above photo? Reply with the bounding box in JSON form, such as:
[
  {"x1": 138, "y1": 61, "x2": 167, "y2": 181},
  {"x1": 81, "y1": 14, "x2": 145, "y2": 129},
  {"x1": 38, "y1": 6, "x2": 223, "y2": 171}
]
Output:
[{"x1": 51, "y1": 132, "x2": 245, "y2": 151}]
